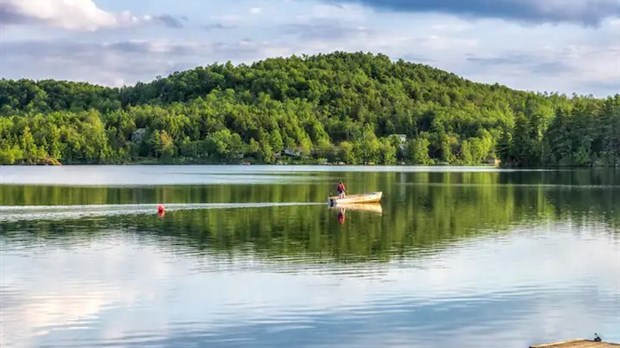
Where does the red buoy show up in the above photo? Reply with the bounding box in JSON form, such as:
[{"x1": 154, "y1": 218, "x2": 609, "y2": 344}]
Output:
[{"x1": 157, "y1": 204, "x2": 165, "y2": 217}]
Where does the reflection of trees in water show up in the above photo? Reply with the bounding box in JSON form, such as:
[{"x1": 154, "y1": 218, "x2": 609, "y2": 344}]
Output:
[{"x1": 1, "y1": 170, "x2": 617, "y2": 262}]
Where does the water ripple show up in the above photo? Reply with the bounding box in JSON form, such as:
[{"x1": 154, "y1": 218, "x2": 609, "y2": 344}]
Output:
[{"x1": 0, "y1": 202, "x2": 324, "y2": 222}]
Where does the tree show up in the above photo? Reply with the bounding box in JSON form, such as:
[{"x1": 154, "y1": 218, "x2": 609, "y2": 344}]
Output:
[
  {"x1": 20, "y1": 126, "x2": 39, "y2": 164},
  {"x1": 0, "y1": 145, "x2": 22, "y2": 164},
  {"x1": 338, "y1": 141, "x2": 355, "y2": 164},
  {"x1": 379, "y1": 137, "x2": 397, "y2": 164},
  {"x1": 0, "y1": 52, "x2": 616, "y2": 167},
  {"x1": 158, "y1": 130, "x2": 175, "y2": 161},
  {"x1": 407, "y1": 137, "x2": 432, "y2": 165},
  {"x1": 206, "y1": 129, "x2": 244, "y2": 162},
  {"x1": 459, "y1": 140, "x2": 473, "y2": 164}
]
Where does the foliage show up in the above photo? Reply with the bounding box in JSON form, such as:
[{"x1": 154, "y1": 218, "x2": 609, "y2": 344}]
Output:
[{"x1": 0, "y1": 52, "x2": 617, "y2": 166}]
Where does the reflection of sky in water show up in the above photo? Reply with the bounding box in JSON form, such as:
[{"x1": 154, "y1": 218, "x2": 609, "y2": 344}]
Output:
[
  {"x1": 0, "y1": 165, "x2": 551, "y2": 186},
  {"x1": 0, "y1": 166, "x2": 322, "y2": 186},
  {"x1": 2, "y1": 222, "x2": 618, "y2": 348}
]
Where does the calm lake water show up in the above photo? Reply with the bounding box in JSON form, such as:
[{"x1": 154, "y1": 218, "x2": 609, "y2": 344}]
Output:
[{"x1": 1, "y1": 165, "x2": 619, "y2": 348}]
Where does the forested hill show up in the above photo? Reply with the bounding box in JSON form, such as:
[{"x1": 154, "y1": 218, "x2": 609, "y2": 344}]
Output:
[{"x1": 0, "y1": 52, "x2": 618, "y2": 166}]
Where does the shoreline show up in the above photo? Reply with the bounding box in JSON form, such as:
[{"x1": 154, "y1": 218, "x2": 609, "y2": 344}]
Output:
[{"x1": 1, "y1": 163, "x2": 617, "y2": 170}]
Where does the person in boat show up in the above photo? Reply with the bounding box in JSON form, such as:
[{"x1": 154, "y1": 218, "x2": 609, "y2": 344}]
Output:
[{"x1": 336, "y1": 181, "x2": 346, "y2": 199}]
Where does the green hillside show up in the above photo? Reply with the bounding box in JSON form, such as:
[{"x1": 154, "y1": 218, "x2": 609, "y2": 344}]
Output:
[{"x1": 0, "y1": 52, "x2": 618, "y2": 166}]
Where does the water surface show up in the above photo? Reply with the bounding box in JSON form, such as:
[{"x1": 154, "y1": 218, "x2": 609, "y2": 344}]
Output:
[{"x1": 1, "y1": 165, "x2": 619, "y2": 347}]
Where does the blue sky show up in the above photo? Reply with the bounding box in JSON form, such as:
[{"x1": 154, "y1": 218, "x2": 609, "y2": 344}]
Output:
[{"x1": 1, "y1": 0, "x2": 619, "y2": 96}]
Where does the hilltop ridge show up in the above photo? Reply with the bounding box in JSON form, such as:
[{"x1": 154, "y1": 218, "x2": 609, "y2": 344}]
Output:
[{"x1": 0, "y1": 52, "x2": 618, "y2": 166}]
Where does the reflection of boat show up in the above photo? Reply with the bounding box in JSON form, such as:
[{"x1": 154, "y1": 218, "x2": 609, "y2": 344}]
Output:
[
  {"x1": 329, "y1": 203, "x2": 383, "y2": 215},
  {"x1": 328, "y1": 192, "x2": 382, "y2": 206}
]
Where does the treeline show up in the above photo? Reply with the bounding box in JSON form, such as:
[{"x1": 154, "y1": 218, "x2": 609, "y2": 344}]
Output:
[{"x1": 0, "y1": 52, "x2": 618, "y2": 166}]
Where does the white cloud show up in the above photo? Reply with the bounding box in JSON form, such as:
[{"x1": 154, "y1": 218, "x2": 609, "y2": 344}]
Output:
[
  {"x1": 0, "y1": 39, "x2": 280, "y2": 86},
  {"x1": 0, "y1": 0, "x2": 148, "y2": 31},
  {"x1": 461, "y1": 39, "x2": 620, "y2": 96},
  {"x1": 419, "y1": 34, "x2": 478, "y2": 51},
  {"x1": 0, "y1": 0, "x2": 618, "y2": 96},
  {"x1": 304, "y1": 3, "x2": 368, "y2": 21}
]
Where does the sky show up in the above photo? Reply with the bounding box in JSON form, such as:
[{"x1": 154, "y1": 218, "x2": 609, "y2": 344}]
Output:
[{"x1": 0, "y1": 0, "x2": 619, "y2": 96}]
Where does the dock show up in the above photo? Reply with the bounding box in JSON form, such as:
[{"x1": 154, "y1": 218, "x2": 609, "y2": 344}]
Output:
[{"x1": 530, "y1": 339, "x2": 620, "y2": 348}]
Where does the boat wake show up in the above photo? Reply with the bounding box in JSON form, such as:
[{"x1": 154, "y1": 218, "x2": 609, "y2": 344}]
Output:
[{"x1": 0, "y1": 202, "x2": 323, "y2": 223}]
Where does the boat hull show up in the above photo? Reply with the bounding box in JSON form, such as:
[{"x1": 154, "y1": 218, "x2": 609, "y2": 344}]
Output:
[
  {"x1": 329, "y1": 203, "x2": 383, "y2": 214},
  {"x1": 328, "y1": 192, "x2": 382, "y2": 206}
]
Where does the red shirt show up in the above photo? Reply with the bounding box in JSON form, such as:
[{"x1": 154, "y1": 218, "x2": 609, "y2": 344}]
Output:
[{"x1": 338, "y1": 212, "x2": 345, "y2": 224}]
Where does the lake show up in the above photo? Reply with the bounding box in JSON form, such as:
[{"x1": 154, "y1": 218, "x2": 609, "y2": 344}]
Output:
[{"x1": 1, "y1": 165, "x2": 618, "y2": 348}]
